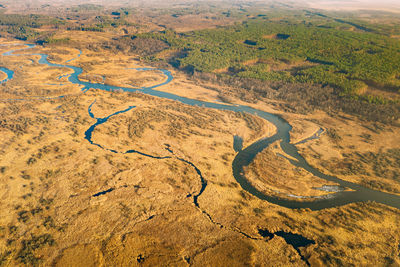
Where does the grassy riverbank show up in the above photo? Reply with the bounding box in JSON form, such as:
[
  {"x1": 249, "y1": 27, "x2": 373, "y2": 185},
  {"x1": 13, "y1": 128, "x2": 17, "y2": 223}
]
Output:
[{"x1": 0, "y1": 2, "x2": 400, "y2": 266}]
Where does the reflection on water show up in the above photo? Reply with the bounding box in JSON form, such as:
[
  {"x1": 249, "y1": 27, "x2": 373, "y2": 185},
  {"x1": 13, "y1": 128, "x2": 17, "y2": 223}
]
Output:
[{"x1": 2, "y1": 43, "x2": 400, "y2": 211}]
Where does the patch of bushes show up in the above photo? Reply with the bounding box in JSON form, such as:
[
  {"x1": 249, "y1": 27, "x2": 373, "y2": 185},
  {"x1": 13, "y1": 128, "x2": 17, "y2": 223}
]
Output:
[{"x1": 16, "y1": 234, "x2": 55, "y2": 265}]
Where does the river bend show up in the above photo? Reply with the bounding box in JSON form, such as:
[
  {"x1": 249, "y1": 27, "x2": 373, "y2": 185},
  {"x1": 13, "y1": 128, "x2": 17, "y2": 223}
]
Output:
[{"x1": 2, "y1": 43, "x2": 400, "y2": 211}]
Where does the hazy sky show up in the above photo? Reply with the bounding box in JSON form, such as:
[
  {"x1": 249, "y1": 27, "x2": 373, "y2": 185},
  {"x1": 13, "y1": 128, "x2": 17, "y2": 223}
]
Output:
[
  {"x1": 1, "y1": 0, "x2": 400, "y2": 12},
  {"x1": 292, "y1": 0, "x2": 400, "y2": 12}
]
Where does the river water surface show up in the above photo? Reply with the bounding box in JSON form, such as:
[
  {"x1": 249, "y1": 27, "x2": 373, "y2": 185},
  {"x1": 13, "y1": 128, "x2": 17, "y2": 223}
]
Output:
[{"x1": 2, "y1": 43, "x2": 400, "y2": 211}]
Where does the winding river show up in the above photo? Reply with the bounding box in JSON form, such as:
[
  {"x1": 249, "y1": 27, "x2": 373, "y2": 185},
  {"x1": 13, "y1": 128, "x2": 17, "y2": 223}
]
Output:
[{"x1": 2, "y1": 43, "x2": 400, "y2": 211}]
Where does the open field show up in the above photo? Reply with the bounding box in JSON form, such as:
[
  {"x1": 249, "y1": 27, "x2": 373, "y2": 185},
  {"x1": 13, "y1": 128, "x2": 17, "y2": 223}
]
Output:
[
  {"x1": 0, "y1": 41, "x2": 399, "y2": 266},
  {"x1": 244, "y1": 140, "x2": 341, "y2": 198},
  {"x1": 0, "y1": 2, "x2": 400, "y2": 266},
  {"x1": 288, "y1": 112, "x2": 400, "y2": 195}
]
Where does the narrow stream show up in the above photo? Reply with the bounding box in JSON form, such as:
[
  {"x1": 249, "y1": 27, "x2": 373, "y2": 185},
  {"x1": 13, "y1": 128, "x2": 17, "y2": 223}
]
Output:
[
  {"x1": 259, "y1": 228, "x2": 315, "y2": 265},
  {"x1": 233, "y1": 135, "x2": 244, "y2": 152},
  {"x1": 0, "y1": 67, "x2": 13, "y2": 84},
  {"x1": 2, "y1": 43, "x2": 400, "y2": 211}
]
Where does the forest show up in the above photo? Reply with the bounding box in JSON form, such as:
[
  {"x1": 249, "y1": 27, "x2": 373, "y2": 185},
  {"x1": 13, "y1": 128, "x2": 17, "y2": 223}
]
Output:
[
  {"x1": 139, "y1": 18, "x2": 400, "y2": 97},
  {"x1": 0, "y1": 13, "x2": 63, "y2": 40},
  {"x1": 1, "y1": 8, "x2": 399, "y2": 123},
  {"x1": 0, "y1": 11, "x2": 133, "y2": 40}
]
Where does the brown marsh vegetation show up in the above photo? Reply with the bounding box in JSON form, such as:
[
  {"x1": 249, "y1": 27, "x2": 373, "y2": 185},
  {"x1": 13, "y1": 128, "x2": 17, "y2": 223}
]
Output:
[{"x1": 0, "y1": 2, "x2": 400, "y2": 266}]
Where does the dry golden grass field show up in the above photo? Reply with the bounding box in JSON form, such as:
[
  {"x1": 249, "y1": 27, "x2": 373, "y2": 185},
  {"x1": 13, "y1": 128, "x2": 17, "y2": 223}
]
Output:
[{"x1": 1, "y1": 0, "x2": 400, "y2": 261}]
